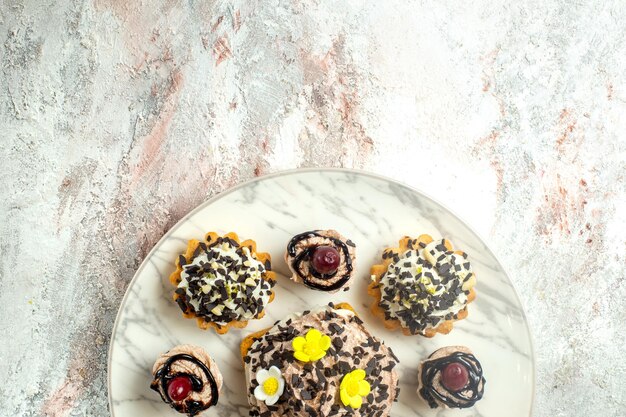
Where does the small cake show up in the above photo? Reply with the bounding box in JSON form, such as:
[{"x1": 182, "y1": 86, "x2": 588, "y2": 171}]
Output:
[
  {"x1": 240, "y1": 303, "x2": 400, "y2": 416},
  {"x1": 417, "y1": 346, "x2": 485, "y2": 409},
  {"x1": 150, "y1": 344, "x2": 224, "y2": 416},
  {"x1": 284, "y1": 230, "x2": 356, "y2": 292},
  {"x1": 368, "y1": 234, "x2": 476, "y2": 337},
  {"x1": 170, "y1": 232, "x2": 276, "y2": 334}
]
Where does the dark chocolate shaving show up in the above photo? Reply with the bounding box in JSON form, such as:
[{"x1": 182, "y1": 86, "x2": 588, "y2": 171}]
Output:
[{"x1": 245, "y1": 307, "x2": 399, "y2": 416}]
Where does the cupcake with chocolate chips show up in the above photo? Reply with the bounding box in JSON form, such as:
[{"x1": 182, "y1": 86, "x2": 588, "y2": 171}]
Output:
[
  {"x1": 240, "y1": 303, "x2": 400, "y2": 416},
  {"x1": 170, "y1": 232, "x2": 276, "y2": 334},
  {"x1": 285, "y1": 230, "x2": 356, "y2": 293},
  {"x1": 368, "y1": 234, "x2": 476, "y2": 337},
  {"x1": 151, "y1": 344, "x2": 223, "y2": 416},
  {"x1": 418, "y1": 346, "x2": 485, "y2": 409}
]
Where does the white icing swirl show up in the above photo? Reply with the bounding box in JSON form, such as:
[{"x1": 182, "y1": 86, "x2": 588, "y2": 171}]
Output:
[
  {"x1": 178, "y1": 241, "x2": 272, "y2": 325},
  {"x1": 377, "y1": 239, "x2": 474, "y2": 333}
]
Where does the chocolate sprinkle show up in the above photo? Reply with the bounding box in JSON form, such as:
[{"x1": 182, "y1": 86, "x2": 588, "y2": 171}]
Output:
[
  {"x1": 244, "y1": 306, "x2": 399, "y2": 416},
  {"x1": 175, "y1": 237, "x2": 274, "y2": 324},
  {"x1": 377, "y1": 239, "x2": 474, "y2": 335}
]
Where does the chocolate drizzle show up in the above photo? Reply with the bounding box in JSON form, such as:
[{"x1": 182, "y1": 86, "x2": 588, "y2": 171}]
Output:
[
  {"x1": 287, "y1": 231, "x2": 354, "y2": 291},
  {"x1": 151, "y1": 353, "x2": 219, "y2": 415},
  {"x1": 419, "y1": 351, "x2": 485, "y2": 409}
]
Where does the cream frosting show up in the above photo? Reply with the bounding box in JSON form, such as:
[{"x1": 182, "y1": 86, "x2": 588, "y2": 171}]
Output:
[
  {"x1": 151, "y1": 344, "x2": 223, "y2": 415},
  {"x1": 244, "y1": 305, "x2": 399, "y2": 417},
  {"x1": 417, "y1": 345, "x2": 485, "y2": 409},
  {"x1": 177, "y1": 239, "x2": 273, "y2": 325},
  {"x1": 376, "y1": 239, "x2": 475, "y2": 334},
  {"x1": 285, "y1": 230, "x2": 356, "y2": 293}
]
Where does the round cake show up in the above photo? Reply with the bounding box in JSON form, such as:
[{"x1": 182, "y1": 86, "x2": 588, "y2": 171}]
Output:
[
  {"x1": 169, "y1": 232, "x2": 276, "y2": 334},
  {"x1": 417, "y1": 345, "x2": 486, "y2": 409},
  {"x1": 150, "y1": 344, "x2": 223, "y2": 416},
  {"x1": 368, "y1": 234, "x2": 477, "y2": 337},
  {"x1": 240, "y1": 303, "x2": 400, "y2": 416},
  {"x1": 284, "y1": 230, "x2": 356, "y2": 293}
]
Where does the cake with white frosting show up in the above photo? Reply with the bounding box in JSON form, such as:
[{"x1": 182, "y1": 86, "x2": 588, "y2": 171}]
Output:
[
  {"x1": 368, "y1": 234, "x2": 477, "y2": 337},
  {"x1": 169, "y1": 232, "x2": 276, "y2": 334}
]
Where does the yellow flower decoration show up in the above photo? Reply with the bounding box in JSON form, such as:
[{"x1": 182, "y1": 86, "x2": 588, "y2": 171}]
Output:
[
  {"x1": 292, "y1": 329, "x2": 331, "y2": 362},
  {"x1": 340, "y1": 369, "x2": 371, "y2": 409}
]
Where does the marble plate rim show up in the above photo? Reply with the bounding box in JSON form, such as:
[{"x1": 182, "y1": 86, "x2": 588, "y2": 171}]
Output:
[{"x1": 107, "y1": 167, "x2": 536, "y2": 416}]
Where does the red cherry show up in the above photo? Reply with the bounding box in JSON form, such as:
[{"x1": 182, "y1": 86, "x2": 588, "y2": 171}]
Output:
[
  {"x1": 441, "y1": 363, "x2": 469, "y2": 392},
  {"x1": 167, "y1": 376, "x2": 192, "y2": 401},
  {"x1": 311, "y1": 246, "x2": 340, "y2": 274}
]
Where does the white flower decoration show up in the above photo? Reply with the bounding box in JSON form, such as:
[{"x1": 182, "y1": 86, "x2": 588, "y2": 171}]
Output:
[{"x1": 253, "y1": 366, "x2": 285, "y2": 406}]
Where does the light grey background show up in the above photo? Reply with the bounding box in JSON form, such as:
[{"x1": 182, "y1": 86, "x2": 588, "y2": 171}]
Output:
[{"x1": 0, "y1": 1, "x2": 624, "y2": 416}]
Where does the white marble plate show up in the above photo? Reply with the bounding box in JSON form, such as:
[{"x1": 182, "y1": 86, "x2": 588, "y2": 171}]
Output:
[{"x1": 108, "y1": 169, "x2": 534, "y2": 417}]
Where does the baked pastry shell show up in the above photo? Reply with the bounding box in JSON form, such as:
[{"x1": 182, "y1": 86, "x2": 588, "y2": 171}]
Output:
[
  {"x1": 169, "y1": 231, "x2": 276, "y2": 334},
  {"x1": 367, "y1": 234, "x2": 476, "y2": 337}
]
